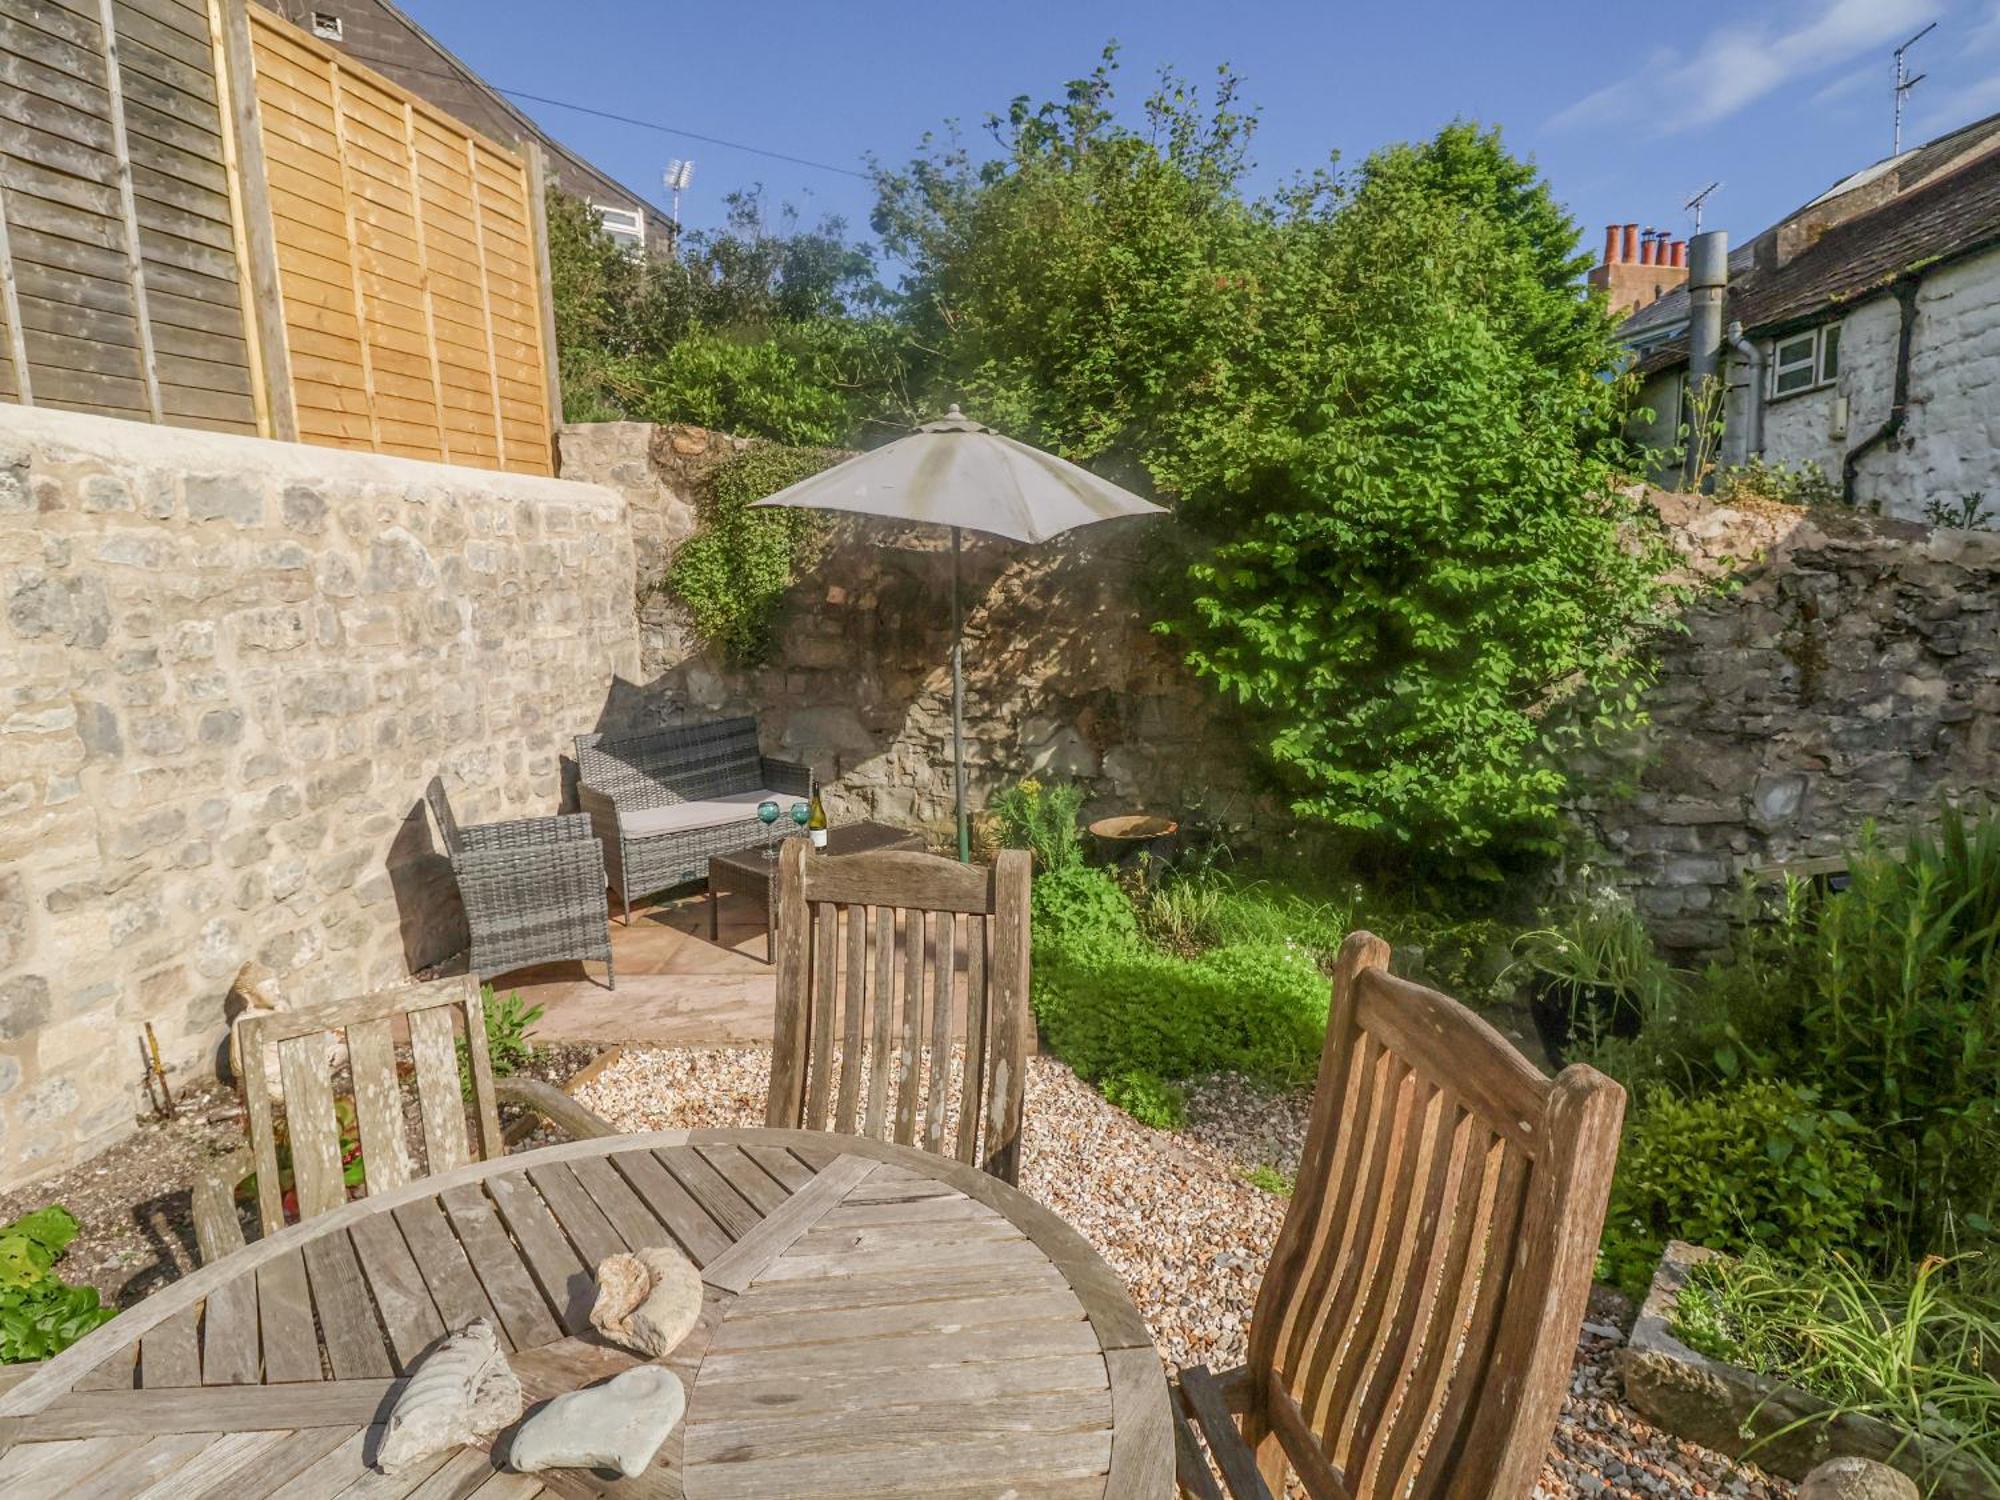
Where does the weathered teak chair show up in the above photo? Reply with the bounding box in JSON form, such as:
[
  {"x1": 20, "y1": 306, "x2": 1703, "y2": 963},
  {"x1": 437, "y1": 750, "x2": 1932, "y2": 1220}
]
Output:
[
  {"x1": 192, "y1": 975, "x2": 614, "y2": 1260},
  {"x1": 425, "y1": 777, "x2": 615, "y2": 989},
  {"x1": 764, "y1": 839, "x2": 1033, "y2": 1184},
  {"x1": 1173, "y1": 932, "x2": 1626, "y2": 1500}
]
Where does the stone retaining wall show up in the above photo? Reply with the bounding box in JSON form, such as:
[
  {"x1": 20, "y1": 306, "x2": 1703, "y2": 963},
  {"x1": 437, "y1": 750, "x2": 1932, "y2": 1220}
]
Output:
[
  {"x1": 1580, "y1": 493, "x2": 2000, "y2": 951},
  {"x1": 559, "y1": 422, "x2": 1267, "y2": 833},
  {"x1": 0, "y1": 406, "x2": 638, "y2": 1186}
]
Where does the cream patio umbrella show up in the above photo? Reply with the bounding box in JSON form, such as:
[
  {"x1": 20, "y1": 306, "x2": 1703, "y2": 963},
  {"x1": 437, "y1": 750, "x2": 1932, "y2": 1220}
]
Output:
[{"x1": 752, "y1": 405, "x2": 1165, "y2": 861}]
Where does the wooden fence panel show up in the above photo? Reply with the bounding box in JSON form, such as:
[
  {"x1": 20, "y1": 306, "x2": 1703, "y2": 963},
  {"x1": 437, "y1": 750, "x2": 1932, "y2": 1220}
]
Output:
[
  {"x1": 0, "y1": 0, "x2": 557, "y2": 473},
  {"x1": 0, "y1": 0, "x2": 257, "y2": 431},
  {"x1": 245, "y1": 4, "x2": 554, "y2": 473}
]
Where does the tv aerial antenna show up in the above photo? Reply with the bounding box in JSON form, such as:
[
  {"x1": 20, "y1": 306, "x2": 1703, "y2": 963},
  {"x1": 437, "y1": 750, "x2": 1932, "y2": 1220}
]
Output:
[
  {"x1": 664, "y1": 159, "x2": 695, "y2": 233},
  {"x1": 1684, "y1": 181, "x2": 1720, "y2": 234},
  {"x1": 1894, "y1": 22, "x2": 1937, "y2": 155}
]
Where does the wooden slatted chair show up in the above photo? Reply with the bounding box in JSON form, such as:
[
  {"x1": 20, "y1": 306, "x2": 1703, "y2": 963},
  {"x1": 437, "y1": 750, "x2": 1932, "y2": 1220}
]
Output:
[
  {"x1": 191, "y1": 975, "x2": 614, "y2": 1261},
  {"x1": 764, "y1": 838, "x2": 1033, "y2": 1184},
  {"x1": 1173, "y1": 932, "x2": 1626, "y2": 1500}
]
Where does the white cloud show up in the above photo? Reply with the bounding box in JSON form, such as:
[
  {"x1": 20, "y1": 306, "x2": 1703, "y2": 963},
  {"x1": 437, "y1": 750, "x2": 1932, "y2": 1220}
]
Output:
[{"x1": 1547, "y1": 0, "x2": 1942, "y2": 135}]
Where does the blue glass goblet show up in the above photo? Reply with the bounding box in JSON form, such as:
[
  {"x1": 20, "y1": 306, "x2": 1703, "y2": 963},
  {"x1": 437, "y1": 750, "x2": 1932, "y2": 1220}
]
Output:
[{"x1": 757, "y1": 799, "x2": 781, "y2": 860}]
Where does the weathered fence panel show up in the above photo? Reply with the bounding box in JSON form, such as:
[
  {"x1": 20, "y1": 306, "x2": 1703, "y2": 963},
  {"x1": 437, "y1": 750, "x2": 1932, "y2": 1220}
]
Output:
[
  {"x1": 0, "y1": 0, "x2": 259, "y2": 432},
  {"x1": 0, "y1": 0, "x2": 559, "y2": 474}
]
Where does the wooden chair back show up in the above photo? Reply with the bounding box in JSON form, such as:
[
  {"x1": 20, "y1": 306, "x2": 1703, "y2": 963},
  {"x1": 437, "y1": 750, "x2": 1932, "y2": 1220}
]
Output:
[
  {"x1": 1242, "y1": 933, "x2": 1625, "y2": 1500},
  {"x1": 236, "y1": 975, "x2": 504, "y2": 1238},
  {"x1": 765, "y1": 840, "x2": 1033, "y2": 1183}
]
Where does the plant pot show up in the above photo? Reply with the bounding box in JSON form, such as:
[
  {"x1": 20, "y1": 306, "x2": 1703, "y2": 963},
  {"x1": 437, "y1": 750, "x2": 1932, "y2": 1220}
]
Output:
[
  {"x1": 1087, "y1": 813, "x2": 1180, "y2": 867},
  {"x1": 1616, "y1": 1242, "x2": 1999, "y2": 1499}
]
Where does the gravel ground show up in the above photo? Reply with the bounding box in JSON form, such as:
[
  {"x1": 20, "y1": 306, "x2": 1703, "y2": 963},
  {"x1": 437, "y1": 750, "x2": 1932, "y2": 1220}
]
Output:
[{"x1": 575, "y1": 1044, "x2": 1793, "y2": 1500}]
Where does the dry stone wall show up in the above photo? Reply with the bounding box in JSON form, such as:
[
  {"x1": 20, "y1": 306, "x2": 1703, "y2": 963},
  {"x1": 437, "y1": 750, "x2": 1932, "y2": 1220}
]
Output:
[
  {"x1": 1579, "y1": 491, "x2": 2000, "y2": 951},
  {"x1": 0, "y1": 406, "x2": 638, "y2": 1187},
  {"x1": 558, "y1": 423, "x2": 1268, "y2": 836}
]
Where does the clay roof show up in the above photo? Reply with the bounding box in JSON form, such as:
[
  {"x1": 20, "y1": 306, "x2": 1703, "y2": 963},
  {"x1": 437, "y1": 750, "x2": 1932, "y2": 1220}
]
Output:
[{"x1": 1621, "y1": 114, "x2": 2000, "y2": 373}]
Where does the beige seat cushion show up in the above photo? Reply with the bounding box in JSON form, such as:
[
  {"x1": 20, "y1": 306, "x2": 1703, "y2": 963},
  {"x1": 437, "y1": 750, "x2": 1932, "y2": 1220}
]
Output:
[{"x1": 618, "y1": 790, "x2": 795, "y2": 839}]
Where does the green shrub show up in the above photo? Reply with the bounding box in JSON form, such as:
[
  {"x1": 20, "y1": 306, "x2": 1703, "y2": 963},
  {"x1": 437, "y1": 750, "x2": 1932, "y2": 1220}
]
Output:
[
  {"x1": 460, "y1": 986, "x2": 543, "y2": 1099},
  {"x1": 1033, "y1": 939, "x2": 1327, "y2": 1094},
  {"x1": 1600, "y1": 1080, "x2": 1881, "y2": 1298},
  {"x1": 1102, "y1": 1070, "x2": 1187, "y2": 1129},
  {"x1": 662, "y1": 444, "x2": 841, "y2": 664},
  {"x1": 990, "y1": 779, "x2": 1087, "y2": 872},
  {"x1": 1030, "y1": 864, "x2": 1138, "y2": 952},
  {"x1": 1803, "y1": 807, "x2": 2000, "y2": 1262},
  {"x1": 0, "y1": 1206, "x2": 115, "y2": 1364},
  {"x1": 1673, "y1": 1249, "x2": 2000, "y2": 1490}
]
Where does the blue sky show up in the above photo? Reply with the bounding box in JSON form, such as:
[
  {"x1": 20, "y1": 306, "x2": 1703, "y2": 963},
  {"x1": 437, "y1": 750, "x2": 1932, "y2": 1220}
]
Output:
[{"x1": 400, "y1": 0, "x2": 2000, "y2": 270}]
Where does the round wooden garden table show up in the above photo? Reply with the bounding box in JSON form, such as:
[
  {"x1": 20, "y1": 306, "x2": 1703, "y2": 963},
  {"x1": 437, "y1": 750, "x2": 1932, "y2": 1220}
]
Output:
[{"x1": 0, "y1": 1128, "x2": 1172, "y2": 1499}]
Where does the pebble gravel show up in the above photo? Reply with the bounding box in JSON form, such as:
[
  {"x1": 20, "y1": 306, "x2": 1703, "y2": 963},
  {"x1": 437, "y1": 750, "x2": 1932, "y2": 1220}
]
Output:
[{"x1": 574, "y1": 1045, "x2": 1793, "y2": 1500}]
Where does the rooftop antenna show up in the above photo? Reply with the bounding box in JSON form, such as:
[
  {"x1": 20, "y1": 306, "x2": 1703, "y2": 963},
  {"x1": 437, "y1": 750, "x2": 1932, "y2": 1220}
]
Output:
[
  {"x1": 664, "y1": 159, "x2": 695, "y2": 235},
  {"x1": 1893, "y1": 21, "x2": 1937, "y2": 155},
  {"x1": 1684, "y1": 181, "x2": 1720, "y2": 234}
]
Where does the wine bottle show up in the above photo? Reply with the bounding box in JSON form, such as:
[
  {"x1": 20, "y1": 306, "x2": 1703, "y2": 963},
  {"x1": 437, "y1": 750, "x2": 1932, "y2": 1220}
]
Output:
[{"x1": 808, "y1": 791, "x2": 828, "y2": 848}]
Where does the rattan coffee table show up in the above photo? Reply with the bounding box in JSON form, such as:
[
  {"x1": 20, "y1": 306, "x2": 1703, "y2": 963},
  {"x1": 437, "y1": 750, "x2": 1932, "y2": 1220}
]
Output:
[{"x1": 709, "y1": 821, "x2": 927, "y2": 961}]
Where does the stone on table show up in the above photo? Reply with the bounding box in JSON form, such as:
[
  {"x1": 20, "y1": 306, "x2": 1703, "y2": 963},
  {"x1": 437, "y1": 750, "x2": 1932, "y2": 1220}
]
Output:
[
  {"x1": 375, "y1": 1317, "x2": 522, "y2": 1475},
  {"x1": 507, "y1": 1364, "x2": 687, "y2": 1479},
  {"x1": 589, "y1": 1245, "x2": 703, "y2": 1358}
]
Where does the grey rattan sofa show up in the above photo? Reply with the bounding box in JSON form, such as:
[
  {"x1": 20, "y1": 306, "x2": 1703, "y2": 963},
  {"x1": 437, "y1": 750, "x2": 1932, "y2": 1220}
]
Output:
[
  {"x1": 426, "y1": 777, "x2": 615, "y2": 988},
  {"x1": 575, "y1": 717, "x2": 813, "y2": 923}
]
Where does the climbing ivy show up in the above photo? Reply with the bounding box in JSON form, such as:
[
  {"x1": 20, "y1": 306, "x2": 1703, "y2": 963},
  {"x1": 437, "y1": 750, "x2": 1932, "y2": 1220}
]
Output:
[{"x1": 663, "y1": 443, "x2": 844, "y2": 664}]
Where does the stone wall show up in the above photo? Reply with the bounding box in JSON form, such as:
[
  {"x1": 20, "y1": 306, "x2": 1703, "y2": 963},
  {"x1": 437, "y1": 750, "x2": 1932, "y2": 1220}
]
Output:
[
  {"x1": 1579, "y1": 491, "x2": 2000, "y2": 951},
  {"x1": 0, "y1": 405, "x2": 638, "y2": 1187},
  {"x1": 557, "y1": 423, "x2": 1268, "y2": 833}
]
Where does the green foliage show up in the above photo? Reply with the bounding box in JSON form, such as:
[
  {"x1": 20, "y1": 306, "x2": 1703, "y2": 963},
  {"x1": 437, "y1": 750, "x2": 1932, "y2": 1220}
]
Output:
[
  {"x1": 1033, "y1": 939, "x2": 1328, "y2": 1096},
  {"x1": 662, "y1": 443, "x2": 842, "y2": 664},
  {"x1": 872, "y1": 46, "x2": 1257, "y2": 468},
  {"x1": 1712, "y1": 456, "x2": 1840, "y2": 509},
  {"x1": 1673, "y1": 1250, "x2": 2000, "y2": 1489},
  {"x1": 545, "y1": 186, "x2": 899, "y2": 442},
  {"x1": 1102, "y1": 1070, "x2": 1187, "y2": 1130},
  {"x1": 1030, "y1": 864, "x2": 1139, "y2": 952},
  {"x1": 1244, "y1": 1164, "x2": 1294, "y2": 1197},
  {"x1": 1802, "y1": 808, "x2": 2000, "y2": 1261},
  {"x1": 1599, "y1": 1081, "x2": 1881, "y2": 1299},
  {"x1": 0, "y1": 1206, "x2": 114, "y2": 1365},
  {"x1": 1156, "y1": 127, "x2": 1675, "y2": 862},
  {"x1": 459, "y1": 985, "x2": 543, "y2": 1098},
  {"x1": 989, "y1": 778, "x2": 1088, "y2": 872}
]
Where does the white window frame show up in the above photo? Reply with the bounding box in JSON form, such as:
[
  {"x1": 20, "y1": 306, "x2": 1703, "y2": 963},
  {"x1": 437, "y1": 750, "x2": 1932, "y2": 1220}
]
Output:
[
  {"x1": 1768, "y1": 323, "x2": 1840, "y2": 400},
  {"x1": 589, "y1": 203, "x2": 645, "y2": 253},
  {"x1": 310, "y1": 11, "x2": 342, "y2": 40}
]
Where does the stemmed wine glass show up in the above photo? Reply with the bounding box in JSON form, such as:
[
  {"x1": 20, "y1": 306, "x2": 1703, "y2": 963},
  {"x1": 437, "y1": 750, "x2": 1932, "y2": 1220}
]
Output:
[
  {"x1": 790, "y1": 801, "x2": 811, "y2": 845},
  {"x1": 757, "y1": 799, "x2": 782, "y2": 860}
]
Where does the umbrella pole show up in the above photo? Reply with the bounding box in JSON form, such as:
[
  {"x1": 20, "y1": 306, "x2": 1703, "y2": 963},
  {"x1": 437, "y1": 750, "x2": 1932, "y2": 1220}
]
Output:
[{"x1": 952, "y1": 526, "x2": 969, "y2": 863}]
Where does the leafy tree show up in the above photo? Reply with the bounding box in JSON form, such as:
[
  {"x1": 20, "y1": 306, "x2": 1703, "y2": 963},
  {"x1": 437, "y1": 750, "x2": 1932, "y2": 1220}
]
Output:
[
  {"x1": 871, "y1": 46, "x2": 1259, "y2": 473},
  {"x1": 1158, "y1": 137, "x2": 1674, "y2": 863}
]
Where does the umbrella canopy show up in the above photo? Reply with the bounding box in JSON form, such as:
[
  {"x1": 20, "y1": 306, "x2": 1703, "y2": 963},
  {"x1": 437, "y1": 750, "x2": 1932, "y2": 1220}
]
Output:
[
  {"x1": 751, "y1": 406, "x2": 1164, "y2": 542},
  {"x1": 751, "y1": 407, "x2": 1164, "y2": 860}
]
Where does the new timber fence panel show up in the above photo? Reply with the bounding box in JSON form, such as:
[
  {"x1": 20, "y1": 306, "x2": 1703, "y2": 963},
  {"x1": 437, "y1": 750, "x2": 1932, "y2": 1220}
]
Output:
[
  {"x1": 243, "y1": 2, "x2": 555, "y2": 473},
  {"x1": 0, "y1": 0, "x2": 557, "y2": 473},
  {"x1": 0, "y1": 0, "x2": 258, "y2": 432}
]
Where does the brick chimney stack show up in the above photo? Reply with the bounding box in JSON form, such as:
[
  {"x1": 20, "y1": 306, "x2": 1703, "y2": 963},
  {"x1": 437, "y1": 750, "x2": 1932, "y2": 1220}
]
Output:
[{"x1": 1589, "y1": 221, "x2": 1691, "y2": 317}]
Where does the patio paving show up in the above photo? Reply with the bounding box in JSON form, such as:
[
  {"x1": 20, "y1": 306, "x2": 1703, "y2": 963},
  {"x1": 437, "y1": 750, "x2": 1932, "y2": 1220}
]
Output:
[
  {"x1": 492, "y1": 889, "x2": 779, "y2": 1047},
  {"x1": 489, "y1": 886, "x2": 988, "y2": 1051}
]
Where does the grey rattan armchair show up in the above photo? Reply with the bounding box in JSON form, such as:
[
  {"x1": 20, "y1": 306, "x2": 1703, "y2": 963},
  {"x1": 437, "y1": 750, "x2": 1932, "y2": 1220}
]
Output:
[
  {"x1": 576, "y1": 717, "x2": 813, "y2": 923},
  {"x1": 426, "y1": 777, "x2": 615, "y2": 988}
]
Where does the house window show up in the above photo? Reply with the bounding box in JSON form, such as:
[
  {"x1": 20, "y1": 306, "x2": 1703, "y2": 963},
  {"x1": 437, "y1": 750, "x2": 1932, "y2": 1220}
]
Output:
[
  {"x1": 589, "y1": 203, "x2": 644, "y2": 253},
  {"x1": 310, "y1": 11, "x2": 342, "y2": 40},
  {"x1": 1770, "y1": 323, "x2": 1841, "y2": 399}
]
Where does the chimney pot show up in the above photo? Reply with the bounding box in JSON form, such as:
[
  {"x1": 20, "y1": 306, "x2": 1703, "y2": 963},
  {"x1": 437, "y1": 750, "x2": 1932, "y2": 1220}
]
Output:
[
  {"x1": 1671, "y1": 239, "x2": 1687, "y2": 268},
  {"x1": 1603, "y1": 224, "x2": 1621, "y2": 265},
  {"x1": 1622, "y1": 223, "x2": 1639, "y2": 262},
  {"x1": 1639, "y1": 231, "x2": 1656, "y2": 266}
]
